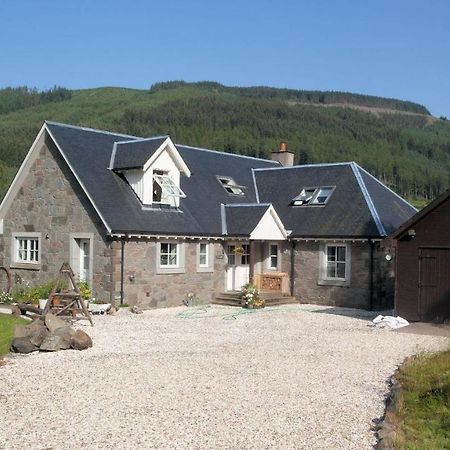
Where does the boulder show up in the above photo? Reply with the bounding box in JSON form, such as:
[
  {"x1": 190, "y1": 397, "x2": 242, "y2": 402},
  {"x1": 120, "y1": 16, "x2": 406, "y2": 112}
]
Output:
[
  {"x1": 107, "y1": 305, "x2": 118, "y2": 315},
  {"x1": 53, "y1": 326, "x2": 74, "y2": 350},
  {"x1": 70, "y1": 330, "x2": 93, "y2": 350},
  {"x1": 14, "y1": 319, "x2": 47, "y2": 339},
  {"x1": 11, "y1": 305, "x2": 22, "y2": 317},
  {"x1": 29, "y1": 326, "x2": 49, "y2": 347},
  {"x1": 130, "y1": 305, "x2": 143, "y2": 314},
  {"x1": 39, "y1": 333, "x2": 64, "y2": 352},
  {"x1": 44, "y1": 313, "x2": 69, "y2": 332},
  {"x1": 10, "y1": 337, "x2": 38, "y2": 354}
]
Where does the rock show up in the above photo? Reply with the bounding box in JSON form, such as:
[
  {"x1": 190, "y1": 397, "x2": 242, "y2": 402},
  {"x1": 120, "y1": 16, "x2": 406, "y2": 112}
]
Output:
[
  {"x1": 53, "y1": 326, "x2": 75, "y2": 350},
  {"x1": 14, "y1": 319, "x2": 46, "y2": 339},
  {"x1": 107, "y1": 305, "x2": 118, "y2": 315},
  {"x1": 29, "y1": 326, "x2": 49, "y2": 347},
  {"x1": 39, "y1": 333, "x2": 64, "y2": 352},
  {"x1": 11, "y1": 305, "x2": 21, "y2": 317},
  {"x1": 10, "y1": 337, "x2": 38, "y2": 354},
  {"x1": 70, "y1": 330, "x2": 93, "y2": 350},
  {"x1": 44, "y1": 313, "x2": 69, "y2": 332},
  {"x1": 14, "y1": 324, "x2": 30, "y2": 338},
  {"x1": 130, "y1": 305, "x2": 143, "y2": 314}
]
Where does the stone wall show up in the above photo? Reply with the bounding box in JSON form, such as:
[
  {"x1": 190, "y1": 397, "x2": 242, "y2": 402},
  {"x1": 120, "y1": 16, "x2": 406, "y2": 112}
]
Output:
[
  {"x1": 112, "y1": 239, "x2": 227, "y2": 308},
  {"x1": 292, "y1": 241, "x2": 370, "y2": 309},
  {"x1": 0, "y1": 137, "x2": 113, "y2": 301}
]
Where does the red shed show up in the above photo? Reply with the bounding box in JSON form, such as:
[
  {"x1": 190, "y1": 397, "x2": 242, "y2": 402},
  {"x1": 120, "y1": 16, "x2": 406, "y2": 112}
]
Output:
[{"x1": 391, "y1": 189, "x2": 450, "y2": 322}]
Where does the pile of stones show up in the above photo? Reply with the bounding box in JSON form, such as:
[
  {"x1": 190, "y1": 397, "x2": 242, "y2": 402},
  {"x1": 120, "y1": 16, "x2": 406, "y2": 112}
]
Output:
[{"x1": 11, "y1": 313, "x2": 93, "y2": 354}]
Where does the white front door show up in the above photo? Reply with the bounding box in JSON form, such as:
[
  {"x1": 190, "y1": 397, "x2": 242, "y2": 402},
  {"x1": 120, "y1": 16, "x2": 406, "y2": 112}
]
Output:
[
  {"x1": 226, "y1": 243, "x2": 250, "y2": 291},
  {"x1": 78, "y1": 239, "x2": 90, "y2": 282}
]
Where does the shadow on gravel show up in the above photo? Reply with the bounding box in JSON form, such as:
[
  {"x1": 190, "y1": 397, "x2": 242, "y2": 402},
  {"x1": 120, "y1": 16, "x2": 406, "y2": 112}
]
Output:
[{"x1": 309, "y1": 306, "x2": 389, "y2": 322}]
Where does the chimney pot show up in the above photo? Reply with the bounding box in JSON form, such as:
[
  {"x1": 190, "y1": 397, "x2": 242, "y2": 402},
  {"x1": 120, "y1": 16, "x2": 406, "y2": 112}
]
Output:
[{"x1": 279, "y1": 141, "x2": 287, "y2": 152}]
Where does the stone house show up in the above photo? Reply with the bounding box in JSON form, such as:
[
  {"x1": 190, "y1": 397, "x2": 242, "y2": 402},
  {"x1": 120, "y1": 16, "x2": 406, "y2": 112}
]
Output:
[{"x1": 0, "y1": 122, "x2": 417, "y2": 309}]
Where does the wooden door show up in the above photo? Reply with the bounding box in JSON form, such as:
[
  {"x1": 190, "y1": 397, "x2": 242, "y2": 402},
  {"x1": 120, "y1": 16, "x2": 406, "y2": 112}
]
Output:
[{"x1": 419, "y1": 248, "x2": 450, "y2": 320}]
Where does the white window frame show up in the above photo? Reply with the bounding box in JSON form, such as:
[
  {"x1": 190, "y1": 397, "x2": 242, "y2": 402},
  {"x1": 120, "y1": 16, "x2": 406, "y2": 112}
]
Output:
[
  {"x1": 217, "y1": 176, "x2": 245, "y2": 196},
  {"x1": 156, "y1": 241, "x2": 185, "y2": 274},
  {"x1": 267, "y1": 243, "x2": 279, "y2": 271},
  {"x1": 197, "y1": 242, "x2": 214, "y2": 273},
  {"x1": 319, "y1": 243, "x2": 351, "y2": 286},
  {"x1": 153, "y1": 174, "x2": 186, "y2": 198},
  {"x1": 291, "y1": 186, "x2": 335, "y2": 206},
  {"x1": 11, "y1": 232, "x2": 41, "y2": 268}
]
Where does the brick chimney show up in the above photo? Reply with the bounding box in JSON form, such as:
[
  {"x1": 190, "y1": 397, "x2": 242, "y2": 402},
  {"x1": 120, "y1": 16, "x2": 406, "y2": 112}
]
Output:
[{"x1": 271, "y1": 141, "x2": 294, "y2": 166}]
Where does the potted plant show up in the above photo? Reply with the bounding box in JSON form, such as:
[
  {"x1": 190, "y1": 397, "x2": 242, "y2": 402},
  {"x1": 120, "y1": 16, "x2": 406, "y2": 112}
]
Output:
[
  {"x1": 76, "y1": 280, "x2": 92, "y2": 309},
  {"x1": 240, "y1": 283, "x2": 265, "y2": 309}
]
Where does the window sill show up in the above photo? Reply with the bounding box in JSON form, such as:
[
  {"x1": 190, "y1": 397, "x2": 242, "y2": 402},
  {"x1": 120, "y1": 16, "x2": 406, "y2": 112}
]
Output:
[
  {"x1": 318, "y1": 278, "x2": 350, "y2": 287},
  {"x1": 197, "y1": 266, "x2": 214, "y2": 273},
  {"x1": 156, "y1": 267, "x2": 186, "y2": 275},
  {"x1": 10, "y1": 262, "x2": 41, "y2": 271}
]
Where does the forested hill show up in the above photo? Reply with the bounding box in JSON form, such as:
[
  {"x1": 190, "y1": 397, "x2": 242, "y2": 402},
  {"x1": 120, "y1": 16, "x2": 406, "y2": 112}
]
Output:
[{"x1": 0, "y1": 82, "x2": 449, "y2": 207}]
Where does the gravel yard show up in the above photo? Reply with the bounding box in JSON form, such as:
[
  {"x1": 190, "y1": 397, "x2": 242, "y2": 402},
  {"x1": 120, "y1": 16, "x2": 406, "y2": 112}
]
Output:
[{"x1": 0, "y1": 304, "x2": 448, "y2": 450}]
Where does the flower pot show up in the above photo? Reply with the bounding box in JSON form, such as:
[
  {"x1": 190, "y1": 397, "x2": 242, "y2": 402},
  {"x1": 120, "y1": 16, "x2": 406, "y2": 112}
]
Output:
[{"x1": 39, "y1": 299, "x2": 49, "y2": 310}]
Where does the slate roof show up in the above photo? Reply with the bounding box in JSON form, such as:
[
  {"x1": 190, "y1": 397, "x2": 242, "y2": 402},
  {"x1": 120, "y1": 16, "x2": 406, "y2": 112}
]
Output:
[
  {"x1": 253, "y1": 163, "x2": 417, "y2": 238},
  {"x1": 44, "y1": 121, "x2": 417, "y2": 238},
  {"x1": 222, "y1": 204, "x2": 271, "y2": 236},
  {"x1": 111, "y1": 137, "x2": 168, "y2": 170}
]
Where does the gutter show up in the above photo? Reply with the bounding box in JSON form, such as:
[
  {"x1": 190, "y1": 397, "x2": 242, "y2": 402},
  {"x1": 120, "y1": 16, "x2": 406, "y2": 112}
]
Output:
[
  {"x1": 369, "y1": 239, "x2": 375, "y2": 311},
  {"x1": 120, "y1": 237, "x2": 125, "y2": 305}
]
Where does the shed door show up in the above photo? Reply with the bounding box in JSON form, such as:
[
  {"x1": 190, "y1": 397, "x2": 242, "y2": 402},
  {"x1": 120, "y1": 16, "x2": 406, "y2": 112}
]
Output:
[{"x1": 419, "y1": 248, "x2": 450, "y2": 320}]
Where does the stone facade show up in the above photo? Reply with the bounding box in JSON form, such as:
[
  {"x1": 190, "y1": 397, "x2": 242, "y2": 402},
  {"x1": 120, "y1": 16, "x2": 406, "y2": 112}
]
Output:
[
  {"x1": 291, "y1": 241, "x2": 394, "y2": 310},
  {"x1": 112, "y1": 239, "x2": 227, "y2": 308},
  {"x1": 0, "y1": 137, "x2": 113, "y2": 302}
]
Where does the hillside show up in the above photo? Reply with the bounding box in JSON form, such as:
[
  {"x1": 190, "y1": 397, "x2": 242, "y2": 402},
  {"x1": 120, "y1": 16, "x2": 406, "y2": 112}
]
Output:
[{"x1": 0, "y1": 82, "x2": 449, "y2": 207}]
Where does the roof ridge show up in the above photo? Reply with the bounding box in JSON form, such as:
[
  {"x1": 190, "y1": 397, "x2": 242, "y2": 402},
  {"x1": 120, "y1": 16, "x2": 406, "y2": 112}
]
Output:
[
  {"x1": 253, "y1": 162, "x2": 353, "y2": 172},
  {"x1": 350, "y1": 162, "x2": 386, "y2": 236},
  {"x1": 45, "y1": 120, "x2": 139, "y2": 139},
  {"x1": 115, "y1": 135, "x2": 169, "y2": 145},
  {"x1": 176, "y1": 143, "x2": 280, "y2": 164},
  {"x1": 355, "y1": 163, "x2": 418, "y2": 212}
]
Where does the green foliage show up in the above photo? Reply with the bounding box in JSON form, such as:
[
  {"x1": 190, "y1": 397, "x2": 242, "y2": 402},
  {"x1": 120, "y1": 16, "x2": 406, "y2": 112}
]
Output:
[
  {"x1": 395, "y1": 349, "x2": 450, "y2": 449},
  {"x1": 0, "y1": 86, "x2": 72, "y2": 115},
  {"x1": 76, "y1": 280, "x2": 92, "y2": 300},
  {"x1": 0, "y1": 315, "x2": 29, "y2": 357},
  {"x1": 0, "y1": 82, "x2": 448, "y2": 205},
  {"x1": 11, "y1": 279, "x2": 60, "y2": 304}
]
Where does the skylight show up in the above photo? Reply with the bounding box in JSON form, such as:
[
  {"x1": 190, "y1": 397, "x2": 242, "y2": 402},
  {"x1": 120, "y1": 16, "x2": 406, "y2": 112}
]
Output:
[
  {"x1": 217, "y1": 176, "x2": 245, "y2": 195},
  {"x1": 154, "y1": 174, "x2": 186, "y2": 198},
  {"x1": 291, "y1": 186, "x2": 334, "y2": 206}
]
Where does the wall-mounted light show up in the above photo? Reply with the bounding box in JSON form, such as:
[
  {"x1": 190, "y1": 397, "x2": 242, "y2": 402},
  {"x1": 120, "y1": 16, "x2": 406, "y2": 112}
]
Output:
[
  {"x1": 128, "y1": 274, "x2": 135, "y2": 282},
  {"x1": 45, "y1": 233, "x2": 50, "y2": 240}
]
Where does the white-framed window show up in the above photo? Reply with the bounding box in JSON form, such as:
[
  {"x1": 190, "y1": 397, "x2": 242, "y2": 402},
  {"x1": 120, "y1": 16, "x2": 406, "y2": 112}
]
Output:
[
  {"x1": 197, "y1": 242, "x2": 214, "y2": 272},
  {"x1": 319, "y1": 243, "x2": 350, "y2": 286},
  {"x1": 291, "y1": 186, "x2": 335, "y2": 206},
  {"x1": 152, "y1": 170, "x2": 186, "y2": 205},
  {"x1": 156, "y1": 241, "x2": 185, "y2": 274},
  {"x1": 325, "y1": 244, "x2": 347, "y2": 279},
  {"x1": 199, "y1": 243, "x2": 209, "y2": 267},
  {"x1": 268, "y1": 243, "x2": 279, "y2": 270},
  {"x1": 160, "y1": 242, "x2": 179, "y2": 267},
  {"x1": 12, "y1": 232, "x2": 41, "y2": 266},
  {"x1": 217, "y1": 176, "x2": 245, "y2": 195},
  {"x1": 241, "y1": 244, "x2": 250, "y2": 265}
]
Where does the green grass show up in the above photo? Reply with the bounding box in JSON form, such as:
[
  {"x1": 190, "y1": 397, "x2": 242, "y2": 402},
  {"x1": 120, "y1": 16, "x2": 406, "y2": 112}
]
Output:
[
  {"x1": 394, "y1": 349, "x2": 450, "y2": 449},
  {"x1": 0, "y1": 314, "x2": 29, "y2": 357}
]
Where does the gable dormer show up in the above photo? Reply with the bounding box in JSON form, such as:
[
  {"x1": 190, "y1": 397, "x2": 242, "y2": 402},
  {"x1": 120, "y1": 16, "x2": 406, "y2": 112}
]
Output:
[{"x1": 110, "y1": 136, "x2": 191, "y2": 207}]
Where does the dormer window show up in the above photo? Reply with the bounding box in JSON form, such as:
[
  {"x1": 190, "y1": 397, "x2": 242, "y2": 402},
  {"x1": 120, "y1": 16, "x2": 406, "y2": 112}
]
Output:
[
  {"x1": 291, "y1": 186, "x2": 334, "y2": 206},
  {"x1": 153, "y1": 171, "x2": 186, "y2": 204},
  {"x1": 217, "y1": 176, "x2": 245, "y2": 195}
]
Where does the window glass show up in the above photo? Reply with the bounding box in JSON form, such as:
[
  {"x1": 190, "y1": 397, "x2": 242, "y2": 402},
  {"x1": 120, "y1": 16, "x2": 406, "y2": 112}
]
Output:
[
  {"x1": 291, "y1": 186, "x2": 334, "y2": 206},
  {"x1": 199, "y1": 243, "x2": 208, "y2": 267},
  {"x1": 160, "y1": 243, "x2": 178, "y2": 267},
  {"x1": 326, "y1": 245, "x2": 346, "y2": 279},
  {"x1": 269, "y1": 244, "x2": 278, "y2": 269},
  {"x1": 311, "y1": 187, "x2": 333, "y2": 205},
  {"x1": 217, "y1": 176, "x2": 245, "y2": 195},
  {"x1": 241, "y1": 244, "x2": 250, "y2": 265},
  {"x1": 227, "y1": 245, "x2": 235, "y2": 265},
  {"x1": 16, "y1": 237, "x2": 39, "y2": 263}
]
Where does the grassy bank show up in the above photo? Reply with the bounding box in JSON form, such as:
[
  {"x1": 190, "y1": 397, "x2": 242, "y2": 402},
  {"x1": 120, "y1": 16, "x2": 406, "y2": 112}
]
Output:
[
  {"x1": 0, "y1": 314, "x2": 29, "y2": 357},
  {"x1": 395, "y1": 348, "x2": 450, "y2": 449}
]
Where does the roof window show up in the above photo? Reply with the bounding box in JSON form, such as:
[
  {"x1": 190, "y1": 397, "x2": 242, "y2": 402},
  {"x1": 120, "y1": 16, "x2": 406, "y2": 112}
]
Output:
[
  {"x1": 153, "y1": 173, "x2": 186, "y2": 203},
  {"x1": 291, "y1": 186, "x2": 334, "y2": 206},
  {"x1": 217, "y1": 176, "x2": 245, "y2": 196}
]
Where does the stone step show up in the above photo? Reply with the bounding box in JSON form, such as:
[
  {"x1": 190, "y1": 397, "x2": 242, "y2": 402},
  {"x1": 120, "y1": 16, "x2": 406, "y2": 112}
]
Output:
[{"x1": 212, "y1": 296, "x2": 298, "y2": 308}]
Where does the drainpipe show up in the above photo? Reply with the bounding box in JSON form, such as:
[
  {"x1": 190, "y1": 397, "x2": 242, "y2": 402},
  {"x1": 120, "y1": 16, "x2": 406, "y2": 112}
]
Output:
[
  {"x1": 290, "y1": 240, "x2": 296, "y2": 297},
  {"x1": 369, "y1": 239, "x2": 375, "y2": 311},
  {"x1": 120, "y1": 237, "x2": 125, "y2": 305}
]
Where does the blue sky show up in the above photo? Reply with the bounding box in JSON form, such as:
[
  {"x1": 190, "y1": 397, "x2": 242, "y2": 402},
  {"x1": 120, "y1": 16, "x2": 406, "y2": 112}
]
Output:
[{"x1": 1, "y1": 0, "x2": 449, "y2": 116}]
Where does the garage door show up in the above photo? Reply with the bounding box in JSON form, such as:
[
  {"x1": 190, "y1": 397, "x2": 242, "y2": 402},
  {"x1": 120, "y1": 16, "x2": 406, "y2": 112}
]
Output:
[{"x1": 419, "y1": 248, "x2": 450, "y2": 321}]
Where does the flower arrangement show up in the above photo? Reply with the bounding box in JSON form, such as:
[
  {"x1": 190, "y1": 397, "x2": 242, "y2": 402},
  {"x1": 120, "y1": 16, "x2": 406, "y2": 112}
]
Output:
[
  {"x1": 234, "y1": 246, "x2": 244, "y2": 255},
  {"x1": 76, "y1": 280, "x2": 92, "y2": 300},
  {"x1": 0, "y1": 290, "x2": 14, "y2": 304},
  {"x1": 240, "y1": 283, "x2": 265, "y2": 309},
  {"x1": 183, "y1": 292, "x2": 199, "y2": 307}
]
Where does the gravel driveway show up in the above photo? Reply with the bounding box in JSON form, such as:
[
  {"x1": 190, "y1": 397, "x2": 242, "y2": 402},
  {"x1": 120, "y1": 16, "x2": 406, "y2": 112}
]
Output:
[{"x1": 1, "y1": 305, "x2": 448, "y2": 450}]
